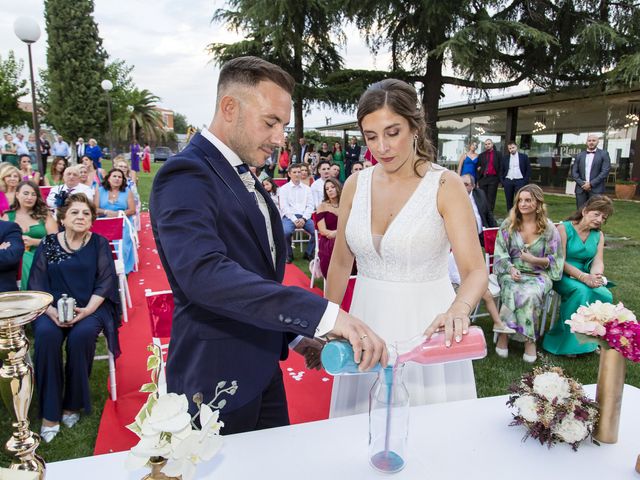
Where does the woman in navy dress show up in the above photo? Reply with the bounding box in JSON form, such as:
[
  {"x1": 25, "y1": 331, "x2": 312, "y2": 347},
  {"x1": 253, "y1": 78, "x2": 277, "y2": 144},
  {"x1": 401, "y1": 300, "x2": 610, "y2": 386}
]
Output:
[{"x1": 29, "y1": 193, "x2": 121, "y2": 443}]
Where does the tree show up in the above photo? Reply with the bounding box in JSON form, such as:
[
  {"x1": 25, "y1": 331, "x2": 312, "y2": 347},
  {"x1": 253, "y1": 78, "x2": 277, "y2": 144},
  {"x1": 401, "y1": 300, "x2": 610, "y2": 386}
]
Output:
[
  {"x1": 44, "y1": 0, "x2": 108, "y2": 141},
  {"x1": 173, "y1": 112, "x2": 189, "y2": 134},
  {"x1": 332, "y1": 0, "x2": 640, "y2": 147},
  {"x1": 208, "y1": 0, "x2": 345, "y2": 144},
  {"x1": 0, "y1": 51, "x2": 30, "y2": 128},
  {"x1": 114, "y1": 88, "x2": 165, "y2": 145}
]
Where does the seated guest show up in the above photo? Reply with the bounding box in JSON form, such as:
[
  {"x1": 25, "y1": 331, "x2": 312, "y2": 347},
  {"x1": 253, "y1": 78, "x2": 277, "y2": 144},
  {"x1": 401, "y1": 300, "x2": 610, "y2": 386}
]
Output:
[
  {"x1": 329, "y1": 163, "x2": 341, "y2": 178},
  {"x1": 44, "y1": 156, "x2": 67, "y2": 186},
  {"x1": 29, "y1": 193, "x2": 121, "y2": 443},
  {"x1": 299, "y1": 162, "x2": 313, "y2": 186},
  {"x1": 1, "y1": 165, "x2": 21, "y2": 206},
  {"x1": 351, "y1": 161, "x2": 364, "y2": 174},
  {"x1": 19, "y1": 154, "x2": 40, "y2": 184},
  {"x1": 46, "y1": 165, "x2": 94, "y2": 209},
  {"x1": 262, "y1": 178, "x2": 281, "y2": 216},
  {"x1": 114, "y1": 157, "x2": 141, "y2": 230},
  {"x1": 0, "y1": 219, "x2": 25, "y2": 292},
  {"x1": 316, "y1": 178, "x2": 342, "y2": 278},
  {"x1": 462, "y1": 174, "x2": 497, "y2": 247},
  {"x1": 493, "y1": 185, "x2": 564, "y2": 363},
  {"x1": 543, "y1": 195, "x2": 614, "y2": 356},
  {"x1": 310, "y1": 160, "x2": 331, "y2": 208},
  {"x1": 80, "y1": 154, "x2": 104, "y2": 187},
  {"x1": 279, "y1": 164, "x2": 315, "y2": 263},
  {"x1": 2, "y1": 181, "x2": 57, "y2": 289},
  {"x1": 94, "y1": 168, "x2": 136, "y2": 274}
]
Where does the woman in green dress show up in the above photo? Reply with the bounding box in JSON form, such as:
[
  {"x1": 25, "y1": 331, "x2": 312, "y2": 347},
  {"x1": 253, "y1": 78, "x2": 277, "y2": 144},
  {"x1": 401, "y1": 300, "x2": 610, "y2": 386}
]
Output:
[
  {"x1": 2, "y1": 181, "x2": 58, "y2": 289},
  {"x1": 543, "y1": 195, "x2": 614, "y2": 356},
  {"x1": 332, "y1": 141, "x2": 346, "y2": 183},
  {"x1": 494, "y1": 185, "x2": 564, "y2": 363},
  {"x1": 44, "y1": 157, "x2": 67, "y2": 186}
]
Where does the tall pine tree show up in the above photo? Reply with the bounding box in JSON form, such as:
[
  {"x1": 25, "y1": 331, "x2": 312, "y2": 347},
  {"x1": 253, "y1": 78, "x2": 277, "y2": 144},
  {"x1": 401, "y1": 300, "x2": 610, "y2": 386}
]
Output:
[{"x1": 44, "y1": 0, "x2": 108, "y2": 141}]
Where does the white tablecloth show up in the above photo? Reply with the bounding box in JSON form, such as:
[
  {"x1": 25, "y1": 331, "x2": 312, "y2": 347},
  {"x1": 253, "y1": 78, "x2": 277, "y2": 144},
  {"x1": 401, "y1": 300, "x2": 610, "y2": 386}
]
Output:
[{"x1": 47, "y1": 384, "x2": 640, "y2": 479}]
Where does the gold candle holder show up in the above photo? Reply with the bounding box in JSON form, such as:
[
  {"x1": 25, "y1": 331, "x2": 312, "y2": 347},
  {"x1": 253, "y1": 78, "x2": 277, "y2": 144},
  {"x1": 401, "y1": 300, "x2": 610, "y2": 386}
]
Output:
[
  {"x1": 593, "y1": 347, "x2": 626, "y2": 444},
  {"x1": 0, "y1": 291, "x2": 53, "y2": 478}
]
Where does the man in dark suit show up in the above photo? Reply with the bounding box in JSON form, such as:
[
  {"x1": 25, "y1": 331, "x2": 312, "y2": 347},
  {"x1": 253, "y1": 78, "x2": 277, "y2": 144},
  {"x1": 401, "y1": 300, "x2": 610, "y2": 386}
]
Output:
[
  {"x1": 150, "y1": 57, "x2": 386, "y2": 435},
  {"x1": 462, "y1": 174, "x2": 497, "y2": 247},
  {"x1": 0, "y1": 220, "x2": 24, "y2": 292},
  {"x1": 501, "y1": 141, "x2": 531, "y2": 212},
  {"x1": 476, "y1": 139, "x2": 503, "y2": 212},
  {"x1": 344, "y1": 136, "x2": 361, "y2": 178},
  {"x1": 571, "y1": 134, "x2": 611, "y2": 209},
  {"x1": 297, "y1": 137, "x2": 308, "y2": 164}
]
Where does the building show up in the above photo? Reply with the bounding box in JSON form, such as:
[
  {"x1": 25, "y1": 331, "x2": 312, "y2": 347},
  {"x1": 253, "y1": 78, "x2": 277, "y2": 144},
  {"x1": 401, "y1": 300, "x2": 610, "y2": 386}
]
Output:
[{"x1": 318, "y1": 86, "x2": 640, "y2": 188}]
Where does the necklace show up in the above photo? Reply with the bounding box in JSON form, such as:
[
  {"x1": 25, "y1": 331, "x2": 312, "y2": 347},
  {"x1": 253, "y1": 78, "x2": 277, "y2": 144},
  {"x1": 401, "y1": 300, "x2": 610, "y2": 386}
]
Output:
[
  {"x1": 108, "y1": 189, "x2": 119, "y2": 204},
  {"x1": 63, "y1": 231, "x2": 89, "y2": 253}
]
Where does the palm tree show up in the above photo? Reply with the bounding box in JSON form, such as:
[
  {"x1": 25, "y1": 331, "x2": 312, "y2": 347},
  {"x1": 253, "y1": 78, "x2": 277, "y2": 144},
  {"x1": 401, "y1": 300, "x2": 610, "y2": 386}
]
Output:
[{"x1": 115, "y1": 88, "x2": 165, "y2": 144}]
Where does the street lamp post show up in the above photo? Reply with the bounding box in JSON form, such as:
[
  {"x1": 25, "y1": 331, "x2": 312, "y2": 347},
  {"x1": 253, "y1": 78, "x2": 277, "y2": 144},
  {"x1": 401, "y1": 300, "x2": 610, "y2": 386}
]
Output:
[
  {"x1": 13, "y1": 17, "x2": 44, "y2": 175},
  {"x1": 101, "y1": 79, "x2": 114, "y2": 160}
]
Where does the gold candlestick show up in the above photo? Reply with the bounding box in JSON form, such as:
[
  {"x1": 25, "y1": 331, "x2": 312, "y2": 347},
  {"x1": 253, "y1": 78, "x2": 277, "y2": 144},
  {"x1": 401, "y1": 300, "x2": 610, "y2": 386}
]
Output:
[{"x1": 0, "y1": 291, "x2": 53, "y2": 478}]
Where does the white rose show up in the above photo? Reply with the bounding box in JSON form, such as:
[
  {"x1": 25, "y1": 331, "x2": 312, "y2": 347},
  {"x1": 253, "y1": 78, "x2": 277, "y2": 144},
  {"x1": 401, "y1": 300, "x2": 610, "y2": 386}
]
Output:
[
  {"x1": 587, "y1": 301, "x2": 617, "y2": 323},
  {"x1": 614, "y1": 302, "x2": 637, "y2": 323},
  {"x1": 553, "y1": 416, "x2": 588, "y2": 444},
  {"x1": 533, "y1": 372, "x2": 571, "y2": 404},
  {"x1": 146, "y1": 393, "x2": 192, "y2": 434},
  {"x1": 514, "y1": 395, "x2": 538, "y2": 422}
]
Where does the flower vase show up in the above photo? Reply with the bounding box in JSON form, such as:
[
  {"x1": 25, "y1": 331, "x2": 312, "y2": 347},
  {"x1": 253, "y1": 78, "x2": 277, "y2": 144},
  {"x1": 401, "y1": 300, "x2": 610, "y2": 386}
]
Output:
[
  {"x1": 594, "y1": 348, "x2": 626, "y2": 444},
  {"x1": 142, "y1": 457, "x2": 181, "y2": 480}
]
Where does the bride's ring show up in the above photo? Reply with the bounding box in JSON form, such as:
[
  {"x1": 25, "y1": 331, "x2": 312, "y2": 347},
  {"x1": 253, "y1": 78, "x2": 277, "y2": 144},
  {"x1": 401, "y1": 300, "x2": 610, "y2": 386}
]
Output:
[{"x1": 360, "y1": 334, "x2": 368, "y2": 340}]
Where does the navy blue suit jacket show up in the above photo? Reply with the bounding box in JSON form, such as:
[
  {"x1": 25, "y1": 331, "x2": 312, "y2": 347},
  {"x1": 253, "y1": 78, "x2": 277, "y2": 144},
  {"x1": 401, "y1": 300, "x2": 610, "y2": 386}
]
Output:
[
  {"x1": 500, "y1": 152, "x2": 530, "y2": 184},
  {"x1": 0, "y1": 221, "x2": 24, "y2": 292},
  {"x1": 149, "y1": 133, "x2": 328, "y2": 413},
  {"x1": 571, "y1": 148, "x2": 611, "y2": 193}
]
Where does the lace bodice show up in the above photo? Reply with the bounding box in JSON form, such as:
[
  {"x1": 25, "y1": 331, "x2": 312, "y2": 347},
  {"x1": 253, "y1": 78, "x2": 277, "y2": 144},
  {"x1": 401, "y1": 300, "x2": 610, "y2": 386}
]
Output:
[{"x1": 345, "y1": 164, "x2": 451, "y2": 282}]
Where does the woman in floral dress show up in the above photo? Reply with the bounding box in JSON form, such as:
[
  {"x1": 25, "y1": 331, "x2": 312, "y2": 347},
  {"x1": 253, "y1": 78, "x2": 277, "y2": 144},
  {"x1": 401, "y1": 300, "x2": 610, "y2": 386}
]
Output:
[{"x1": 493, "y1": 184, "x2": 564, "y2": 363}]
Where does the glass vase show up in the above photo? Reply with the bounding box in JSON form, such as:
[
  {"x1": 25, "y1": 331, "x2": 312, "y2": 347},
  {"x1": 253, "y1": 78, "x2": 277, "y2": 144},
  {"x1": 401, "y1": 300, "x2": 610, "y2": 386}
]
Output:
[
  {"x1": 368, "y1": 365, "x2": 409, "y2": 473},
  {"x1": 594, "y1": 348, "x2": 626, "y2": 444}
]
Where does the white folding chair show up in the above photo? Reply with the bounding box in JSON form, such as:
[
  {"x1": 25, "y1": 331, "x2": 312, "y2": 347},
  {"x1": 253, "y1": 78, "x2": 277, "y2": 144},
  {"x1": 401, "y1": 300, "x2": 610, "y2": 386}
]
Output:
[
  {"x1": 94, "y1": 335, "x2": 117, "y2": 401},
  {"x1": 309, "y1": 229, "x2": 323, "y2": 289}
]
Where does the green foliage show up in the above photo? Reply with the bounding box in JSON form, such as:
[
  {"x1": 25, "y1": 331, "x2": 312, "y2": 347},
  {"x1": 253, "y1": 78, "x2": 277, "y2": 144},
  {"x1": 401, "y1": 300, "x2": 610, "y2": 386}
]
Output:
[
  {"x1": 0, "y1": 51, "x2": 30, "y2": 128},
  {"x1": 208, "y1": 0, "x2": 345, "y2": 139},
  {"x1": 113, "y1": 88, "x2": 165, "y2": 145},
  {"x1": 173, "y1": 112, "x2": 189, "y2": 134},
  {"x1": 44, "y1": 0, "x2": 108, "y2": 140}
]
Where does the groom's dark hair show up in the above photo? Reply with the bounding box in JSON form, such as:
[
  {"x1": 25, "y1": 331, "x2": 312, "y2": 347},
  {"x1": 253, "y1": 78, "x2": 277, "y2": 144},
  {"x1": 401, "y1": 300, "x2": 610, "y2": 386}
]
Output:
[{"x1": 217, "y1": 56, "x2": 295, "y2": 98}]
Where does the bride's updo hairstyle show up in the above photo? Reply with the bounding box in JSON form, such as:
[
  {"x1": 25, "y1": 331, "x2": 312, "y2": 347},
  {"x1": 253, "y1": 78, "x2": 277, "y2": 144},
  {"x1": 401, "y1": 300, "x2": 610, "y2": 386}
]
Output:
[{"x1": 356, "y1": 79, "x2": 436, "y2": 176}]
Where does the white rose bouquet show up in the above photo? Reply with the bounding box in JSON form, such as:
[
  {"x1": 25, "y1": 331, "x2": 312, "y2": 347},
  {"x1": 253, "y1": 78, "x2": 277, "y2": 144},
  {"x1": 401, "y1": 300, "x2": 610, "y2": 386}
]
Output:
[
  {"x1": 507, "y1": 364, "x2": 599, "y2": 451},
  {"x1": 125, "y1": 345, "x2": 238, "y2": 479}
]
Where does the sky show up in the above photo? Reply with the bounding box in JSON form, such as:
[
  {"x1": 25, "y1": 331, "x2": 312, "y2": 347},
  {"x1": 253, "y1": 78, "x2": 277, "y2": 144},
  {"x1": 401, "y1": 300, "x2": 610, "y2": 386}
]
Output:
[{"x1": 1, "y1": 1, "x2": 518, "y2": 132}]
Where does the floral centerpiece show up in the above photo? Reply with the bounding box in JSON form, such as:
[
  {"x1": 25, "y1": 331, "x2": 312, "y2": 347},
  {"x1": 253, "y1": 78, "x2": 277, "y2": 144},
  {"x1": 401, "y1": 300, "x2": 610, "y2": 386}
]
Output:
[
  {"x1": 507, "y1": 365, "x2": 599, "y2": 450},
  {"x1": 565, "y1": 301, "x2": 638, "y2": 443},
  {"x1": 125, "y1": 345, "x2": 237, "y2": 479},
  {"x1": 566, "y1": 301, "x2": 638, "y2": 360}
]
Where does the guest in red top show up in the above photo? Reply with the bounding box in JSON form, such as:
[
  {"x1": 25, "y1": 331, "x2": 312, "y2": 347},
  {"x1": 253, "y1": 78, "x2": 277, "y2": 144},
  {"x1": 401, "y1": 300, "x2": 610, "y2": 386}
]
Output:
[{"x1": 476, "y1": 139, "x2": 503, "y2": 212}]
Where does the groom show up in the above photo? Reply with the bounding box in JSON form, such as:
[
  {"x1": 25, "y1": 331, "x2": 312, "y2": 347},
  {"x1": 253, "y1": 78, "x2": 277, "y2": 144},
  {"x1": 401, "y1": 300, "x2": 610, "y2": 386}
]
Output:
[{"x1": 150, "y1": 57, "x2": 387, "y2": 435}]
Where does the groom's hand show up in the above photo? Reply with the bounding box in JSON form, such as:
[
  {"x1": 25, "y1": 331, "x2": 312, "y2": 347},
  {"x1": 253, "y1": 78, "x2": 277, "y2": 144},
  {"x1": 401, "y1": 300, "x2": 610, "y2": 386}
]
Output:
[
  {"x1": 328, "y1": 310, "x2": 388, "y2": 372},
  {"x1": 293, "y1": 337, "x2": 324, "y2": 370}
]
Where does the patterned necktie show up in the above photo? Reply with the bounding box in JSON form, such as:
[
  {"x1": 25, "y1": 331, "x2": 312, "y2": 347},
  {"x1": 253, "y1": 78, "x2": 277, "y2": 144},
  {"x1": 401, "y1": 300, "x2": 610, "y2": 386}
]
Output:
[{"x1": 236, "y1": 164, "x2": 257, "y2": 200}]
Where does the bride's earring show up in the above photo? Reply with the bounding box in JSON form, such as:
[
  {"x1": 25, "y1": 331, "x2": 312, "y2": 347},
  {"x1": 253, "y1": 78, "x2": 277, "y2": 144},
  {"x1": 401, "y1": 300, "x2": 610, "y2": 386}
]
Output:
[{"x1": 413, "y1": 134, "x2": 418, "y2": 159}]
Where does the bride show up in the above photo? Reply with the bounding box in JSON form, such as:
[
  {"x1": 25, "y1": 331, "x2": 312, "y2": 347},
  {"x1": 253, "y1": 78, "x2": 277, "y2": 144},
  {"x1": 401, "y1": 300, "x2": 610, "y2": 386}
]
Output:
[{"x1": 326, "y1": 79, "x2": 488, "y2": 417}]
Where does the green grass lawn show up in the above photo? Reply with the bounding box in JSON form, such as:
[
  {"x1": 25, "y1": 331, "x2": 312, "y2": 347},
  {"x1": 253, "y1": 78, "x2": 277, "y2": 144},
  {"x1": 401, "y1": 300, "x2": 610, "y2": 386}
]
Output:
[{"x1": 1, "y1": 162, "x2": 638, "y2": 465}]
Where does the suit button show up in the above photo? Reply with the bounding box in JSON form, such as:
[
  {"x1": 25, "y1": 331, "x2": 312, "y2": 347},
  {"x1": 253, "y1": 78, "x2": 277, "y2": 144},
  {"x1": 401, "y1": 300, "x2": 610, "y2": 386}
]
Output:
[
  {"x1": 284, "y1": 317, "x2": 292, "y2": 324},
  {"x1": 293, "y1": 318, "x2": 301, "y2": 326},
  {"x1": 278, "y1": 314, "x2": 284, "y2": 322},
  {"x1": 300, "y1": 320, "x2": 308, "y2": 328}
]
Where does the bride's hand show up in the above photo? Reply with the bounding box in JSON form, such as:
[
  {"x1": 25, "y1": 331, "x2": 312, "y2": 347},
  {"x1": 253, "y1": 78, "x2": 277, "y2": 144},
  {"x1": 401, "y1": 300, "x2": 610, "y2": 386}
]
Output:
[{"x1": 424, "y1": 312, "x2": 470, "y2": 348}]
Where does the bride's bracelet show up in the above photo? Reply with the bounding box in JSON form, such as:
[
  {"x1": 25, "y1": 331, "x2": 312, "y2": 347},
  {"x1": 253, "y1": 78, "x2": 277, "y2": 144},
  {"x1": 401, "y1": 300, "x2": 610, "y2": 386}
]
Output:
[{"x1": 453, "y1": 298, "x2": 473, "y2": 316}]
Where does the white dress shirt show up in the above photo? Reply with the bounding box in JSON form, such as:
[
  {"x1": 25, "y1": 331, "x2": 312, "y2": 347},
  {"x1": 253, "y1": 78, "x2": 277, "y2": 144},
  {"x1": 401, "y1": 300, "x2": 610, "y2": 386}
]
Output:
[
  {"x1": 506, "y1": 153, "x2": 523, "y2": 180},
  {"x1": 468, "y1": 191, "x2": 483, "y2": 234},
  {"x1": 46, "y1": 183, "x2": 94, "y2": 209},
  {"x1": 585, "y1": 151, "x2": 596, "y2": 182},
  {"x1": 310, "y1": 177, "x2": 326, "y2": 209},
  {"x1": 200, "y1": 129, "x2": 338, "y2": 338},
  {"x1": 278, "y1": 180, "x2": 315, "y2": 222}
]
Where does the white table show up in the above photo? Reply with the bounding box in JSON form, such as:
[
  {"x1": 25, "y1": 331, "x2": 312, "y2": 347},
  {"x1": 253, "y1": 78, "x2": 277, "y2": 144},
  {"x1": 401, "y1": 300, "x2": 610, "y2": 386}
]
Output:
[{"x1": 47, "y1": 385, "x2": 640, "y2": 479}]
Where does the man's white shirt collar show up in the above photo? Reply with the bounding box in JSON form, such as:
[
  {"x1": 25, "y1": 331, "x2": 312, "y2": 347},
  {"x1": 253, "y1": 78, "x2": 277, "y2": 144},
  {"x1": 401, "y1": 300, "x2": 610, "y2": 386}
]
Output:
[{"x1": 201, "y1": 128, "x2": 243, "y2": 168}]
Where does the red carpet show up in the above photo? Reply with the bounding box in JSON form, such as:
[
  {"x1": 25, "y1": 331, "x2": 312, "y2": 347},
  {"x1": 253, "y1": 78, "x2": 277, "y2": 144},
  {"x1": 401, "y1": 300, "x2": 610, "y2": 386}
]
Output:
[{"x1": 93, "y1": 213, "x2": 333, "y2": 455}]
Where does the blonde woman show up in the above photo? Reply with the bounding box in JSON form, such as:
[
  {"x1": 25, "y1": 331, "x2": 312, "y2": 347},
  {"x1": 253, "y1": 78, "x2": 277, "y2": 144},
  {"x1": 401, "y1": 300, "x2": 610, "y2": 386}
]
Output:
[
  {"x1": 0, "y1": 164, "x2": 22, "y2": 206},
  {"x1": 493, "y1": 184, "x2": 564, "y2": 362}
]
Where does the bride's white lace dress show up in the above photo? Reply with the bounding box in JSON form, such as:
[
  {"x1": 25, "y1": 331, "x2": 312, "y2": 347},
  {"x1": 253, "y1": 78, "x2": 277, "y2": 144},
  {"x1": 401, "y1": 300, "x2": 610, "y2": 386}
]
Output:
[{"x1": 329, "y1": 164, "x2": 478, "y2": 417}]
